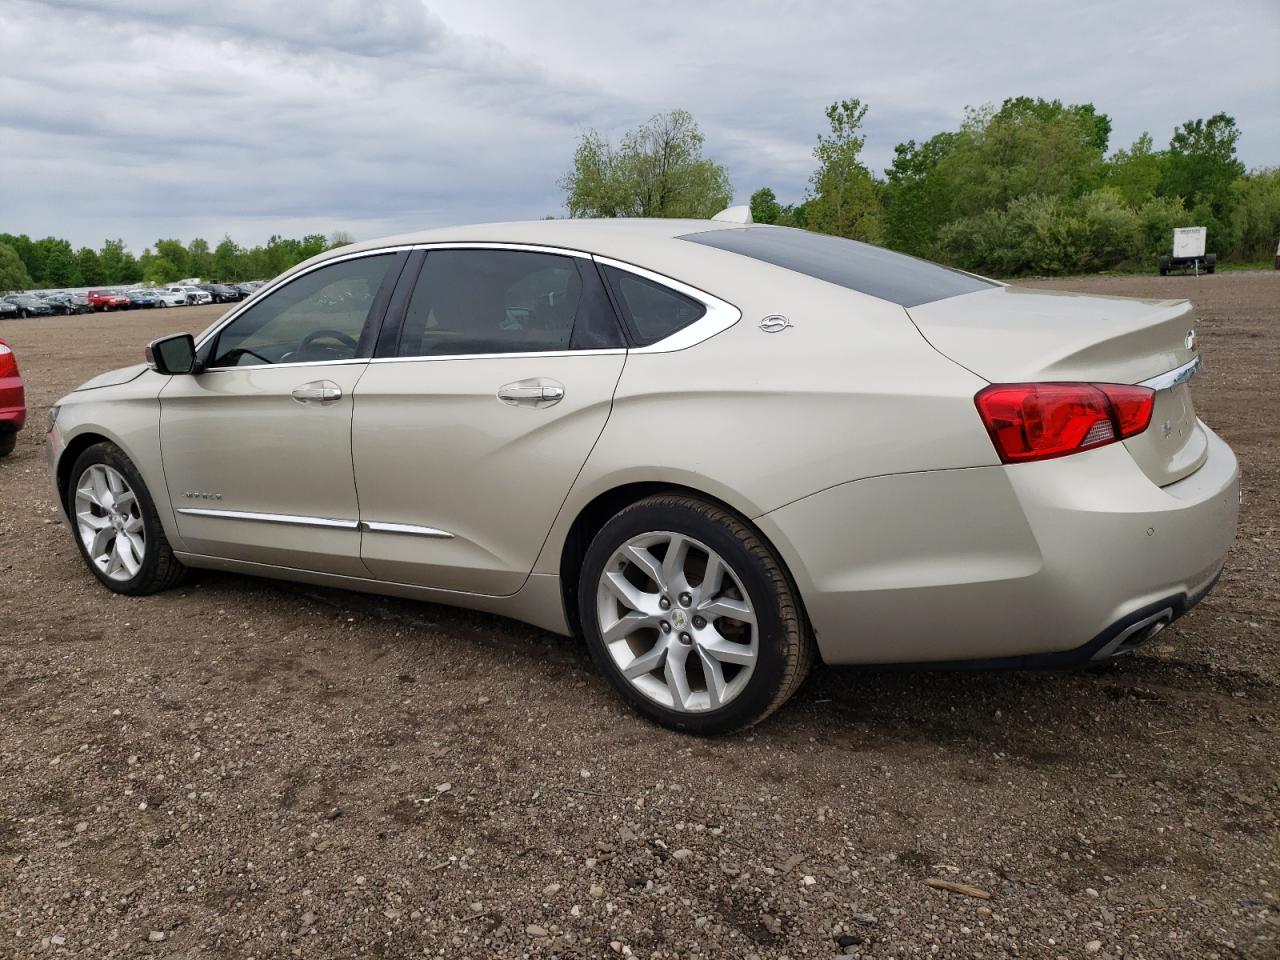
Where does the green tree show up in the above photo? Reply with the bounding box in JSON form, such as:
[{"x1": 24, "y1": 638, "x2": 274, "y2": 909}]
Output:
[
  {"x1": 0, "y1": 243, "x2": 33, "y2": 292},
  {"x1": 212, "y1": 235, "x2": 243, "y2": 280},
  {"x1": 41, "y1": 243, "x2": 83, "y2": 288},
  {"x1": 0, "y1": 233, "x2": 41, "y2": 287},
  {"x1": 882, "y1": 131, "x2": 959, "y2": 256},
  {"x1": 154, "y1": 239, "x2": 190, "y2": 279},
  {"x1": 77, "y1": 247, "x2": 103, "y2": 286},
  {"x1": 98, "y1": 239, "x2": 140, "y2": 284},
  {"x1": 749, "y1": 187, "x2": 782, "y2": 224},
  {"x1": 942, "y1": 98, "x2": 1110, "y2": 217},
  {"x1": 1161, "y1": 113, "x2": 1245, "y2": 220},
  {"x1": 187, "y1": 238, "x2": 213, "y2": 278},
  {"x1": 806, "y1": 98, "x2": 882, "y2": 242},
  {"x1": 560, "y1": 109, "x2": 732, "y2": 219},
  {"x1": 143, "y1": 256, "x2": 179, "y2": 284},
  {"x1": 300, "y1": 234, "x2": 328, "y2": 260},
  {"x1": 1226, "y1": 167, "x2": 1280, "y2": 262},
  {"x1": 1105, "y1": 132, "x2": 1165, "y2": 206}
]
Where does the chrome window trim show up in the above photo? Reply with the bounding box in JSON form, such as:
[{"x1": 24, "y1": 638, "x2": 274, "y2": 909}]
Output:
[
  {"x1": 193, "y1": 245, "x2": 419, "y2": 352},
  {"x1": 1140, "y1": 355, "x2": 1200, "y2": 391},
  {"x1": 361, "y1": 520, "x2": 454, "y2": 539},
  {"x1": 176, "y1": 507, "x2": 359, "y2": 530},
  {"x1": 201, "y1": 357, "x2": 370, "y2": 373},
  {"x1": 367, "y1": 348, "x2": 625, "y2": 365},
  {"x1": 591, "y1": 254, "x2": 742, "y2": 353},
  {"x1": 195, "y1": 241, "x2": 742, "y2": 366}
]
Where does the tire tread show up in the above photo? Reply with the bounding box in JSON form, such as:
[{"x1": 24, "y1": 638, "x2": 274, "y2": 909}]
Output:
[{"x1": 68, "y1": 442, "x2": 190, "y2": 595}]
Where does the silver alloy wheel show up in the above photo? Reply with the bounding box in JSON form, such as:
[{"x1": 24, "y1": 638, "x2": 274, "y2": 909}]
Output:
[
  {"x1": 596, "y1": 531, "x2": 758, "y2": 713},
  {"x1": 74, "y1": 464, "x2": 145, "y2": 582}
]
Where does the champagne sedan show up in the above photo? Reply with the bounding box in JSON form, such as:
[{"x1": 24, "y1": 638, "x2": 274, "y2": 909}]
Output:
[{"x1": 45, "y1": 213, "x2": 1239, "y2": 733}]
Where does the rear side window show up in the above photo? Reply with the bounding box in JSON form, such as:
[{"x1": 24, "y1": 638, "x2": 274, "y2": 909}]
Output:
[
  {"x1": 396, "y1": 250, "x2": 623, "y2": 357},
  {"x1": 601, "y1": 266, "x2": 706, "y2": 346},
  {"x1": 679, "y1": 225, "x2": 994, "y2": 307}
]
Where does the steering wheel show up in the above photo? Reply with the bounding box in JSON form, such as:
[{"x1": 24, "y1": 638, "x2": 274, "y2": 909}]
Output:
[{"x1": 298, "y1": 328, "x2": 358, "y2": 359}]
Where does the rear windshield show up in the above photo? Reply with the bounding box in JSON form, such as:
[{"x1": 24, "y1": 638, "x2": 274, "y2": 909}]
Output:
[{"x1": 679, "y1": 225, "x2": 994, "y2": 307}]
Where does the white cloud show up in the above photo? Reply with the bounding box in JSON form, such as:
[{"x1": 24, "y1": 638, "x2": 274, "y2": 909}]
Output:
[{"x1": 1, "y1": 0, "x2": 1276, "y2": 252}]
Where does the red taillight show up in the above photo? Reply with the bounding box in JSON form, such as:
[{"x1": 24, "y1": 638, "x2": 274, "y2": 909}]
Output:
[
  {"x1": 975, "y1": 382, "x2": 1154, "y2": 464},
  {"x1": 0, "y1": 340, "x2": 17, "y2": 379}
]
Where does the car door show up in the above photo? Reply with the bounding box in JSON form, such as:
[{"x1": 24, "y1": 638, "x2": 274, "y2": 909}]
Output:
[
  {"x1": 159, "y1": 250, "x2": 405, "y2": 575},
  {"x1": 351, "y1": 246, "x2": 627, "y2": 595}
]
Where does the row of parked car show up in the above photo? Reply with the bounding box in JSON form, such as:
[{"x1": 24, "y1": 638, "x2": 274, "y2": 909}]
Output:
[{"x1": 0, "y1": 281, "x2": 266, "y2": 319}]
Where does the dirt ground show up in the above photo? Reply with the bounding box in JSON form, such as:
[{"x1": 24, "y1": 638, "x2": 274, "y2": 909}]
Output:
[{"x1": 0, "y1": 272, "x2": 1276, "y2": 960}]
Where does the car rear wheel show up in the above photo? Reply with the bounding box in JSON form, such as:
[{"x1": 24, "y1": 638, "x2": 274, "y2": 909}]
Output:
[
  {"x1": 579, "y1": 494, "x2": 814, "y2": 734},
  {"x1": 0, "y1": 432, "x2": 15, "y2": 457},
  {"x1": 68, "y1": 443, "x2": 188, "y2": 595}
]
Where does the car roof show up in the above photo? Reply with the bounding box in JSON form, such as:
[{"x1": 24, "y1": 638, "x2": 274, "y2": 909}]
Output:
[
  {"x1": 284, "y1": 218, "x2": 754, "y2": 294},
  {"x1": 318, "y1": 218, "x2": 752, "y2": 268}
]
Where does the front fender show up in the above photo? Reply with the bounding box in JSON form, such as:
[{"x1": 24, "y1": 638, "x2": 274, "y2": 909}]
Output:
[{"x1": 48, "y1": 373, "x2": 182, "y2": 550}]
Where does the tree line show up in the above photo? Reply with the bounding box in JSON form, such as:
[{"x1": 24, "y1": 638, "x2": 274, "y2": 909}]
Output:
[
  {"x1": 562, "y1": 100, "x2": 1279, "y2": 276},
  {"x1": 0, "y1": 231, "x2": 355, "y2": 293},
  {"x1": 4, "y1": 97, "x2": 1274, "y2": 291}
]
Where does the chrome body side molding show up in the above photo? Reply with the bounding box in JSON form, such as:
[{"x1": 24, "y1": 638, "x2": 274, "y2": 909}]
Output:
[
  {"x1": 360, "y1": 521, "x2": 454, "y2": 539},
  {"x1": 175, "y1": 508, "x2": 359, "y2": 530}
]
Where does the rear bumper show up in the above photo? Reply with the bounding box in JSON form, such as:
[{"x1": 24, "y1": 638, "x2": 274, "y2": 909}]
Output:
[
  {"x1": 0, "y1": 380, "x2": 26, "y2": 432},
  {"x1": 758, "y1": 423, "x2": 1240, "y2": 665}
]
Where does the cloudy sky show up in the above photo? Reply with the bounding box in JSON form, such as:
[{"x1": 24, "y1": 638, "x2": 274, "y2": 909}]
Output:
[{"x1": 3, "y1": 0, "x2": 1278, "y2": 253}]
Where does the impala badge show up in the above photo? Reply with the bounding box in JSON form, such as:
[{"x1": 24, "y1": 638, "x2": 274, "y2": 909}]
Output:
[
  {"x1": 184, "y1": 491, "x2": 223, "y2": 500},
  {"x1": 759, "y1": 315, "x2": 792, "y2": 333}
]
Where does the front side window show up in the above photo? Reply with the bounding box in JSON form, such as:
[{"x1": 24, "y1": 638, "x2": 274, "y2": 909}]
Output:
[
  {"x1": 601, "y1": 266, "x2": 706, "y2": 346},
  {"x1": 210, "y1": 254, "x2": 392, "y2": 367},
  {"x1": 397, "y1": 250, "x2": 591, "y2": 358}
]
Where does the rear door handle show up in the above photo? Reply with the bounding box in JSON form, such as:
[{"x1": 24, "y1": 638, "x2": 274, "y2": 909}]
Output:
[
  {"x1": 497, "y1": 378, "x2": 565, "y2": 408},
  {"x1": 291, "y1": 380, "x2": 342, "y2": 404}
]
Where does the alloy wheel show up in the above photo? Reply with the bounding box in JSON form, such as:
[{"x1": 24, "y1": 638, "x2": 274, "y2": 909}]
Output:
[
  {"x1": 74, "y1": 464, "x2": 145, "y2": 582},
  {"x1": 596, "y1": 531, "x2": 757, "y2": 713}
]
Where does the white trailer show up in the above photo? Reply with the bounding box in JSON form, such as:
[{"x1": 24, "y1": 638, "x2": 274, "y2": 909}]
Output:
[{"x1": 1158, "y1": 227, "x2": 1215, "y2": 275}]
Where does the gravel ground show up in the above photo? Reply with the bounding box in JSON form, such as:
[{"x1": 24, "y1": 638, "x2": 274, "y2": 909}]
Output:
[{"x1": 0, "y1": 272, "x2": 1276, "y2": 959}]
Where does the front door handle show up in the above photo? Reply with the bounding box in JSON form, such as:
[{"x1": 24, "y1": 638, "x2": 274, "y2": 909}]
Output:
[
  {"x1": 291, "y1": 380, "x2": 342, "y2": 404},
  {"x1": 497, "y1": 378, "x2": 565, "y2": 408}
]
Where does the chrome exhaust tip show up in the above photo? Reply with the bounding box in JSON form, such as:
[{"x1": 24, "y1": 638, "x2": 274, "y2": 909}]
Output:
[{"x1": 1091, "y1": 608, "x2": 1175, "y2": 661}]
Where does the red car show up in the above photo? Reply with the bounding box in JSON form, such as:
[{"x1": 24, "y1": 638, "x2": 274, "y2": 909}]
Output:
[
  {"x1": 0, "y1": 338, "x2": 25, "y2": 458},
  {"x1": 87, "y1": 289, "x2": 132, "y2": 311}
]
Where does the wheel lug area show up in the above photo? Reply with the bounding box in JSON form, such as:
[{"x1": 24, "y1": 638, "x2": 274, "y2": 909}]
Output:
[
  {"x1": 659, "y1": 596, "x2": 671, "y2": 610},
  {"x1": 678, "y1": 632, "x2": 693, "y2": 645},
  {"x1": 659, "y1": 621, "x2": 672, "y2": 634},
  {"x1": 678, "y1": 592, "x2": 692, "y2": 607},
  {"x1": 692, "y1": 615, "x2": 707, "y2": 629}
]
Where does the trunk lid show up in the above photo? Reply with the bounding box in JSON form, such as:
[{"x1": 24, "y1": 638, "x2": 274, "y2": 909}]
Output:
[{"x1": 907, "y1": 285, "x2": 1205, "y2": 486}]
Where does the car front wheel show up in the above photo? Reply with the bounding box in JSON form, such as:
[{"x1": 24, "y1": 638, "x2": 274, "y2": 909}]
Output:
[
  {"x1": 68, "y1": 442, "x2": 188, "y2": 595},
  {"x1": 579, "y1": 494, "x2": 814, "y2": 734}
]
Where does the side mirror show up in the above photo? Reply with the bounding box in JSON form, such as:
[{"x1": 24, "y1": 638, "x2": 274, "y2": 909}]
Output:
[{"x1": 146, "y1": 333, "x2": 197, "y2": 375}]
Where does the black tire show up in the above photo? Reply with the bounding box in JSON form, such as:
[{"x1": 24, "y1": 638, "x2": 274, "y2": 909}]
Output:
[
  {"x1": 578, "y1": 494, "x2": 814, "y2": 734},
  {"x1": 1157, "y1": 255, "x2": 1170, "y2": 276},
  {"x1": 1205, "y1": 253, "x2": 1216, "y2": 274},
  {"x1": 66, "y1": 442, "x2": 189, "y2": 595},
  {"x1": 0, "y1": 432, "x2": 15, "y2": 457}
]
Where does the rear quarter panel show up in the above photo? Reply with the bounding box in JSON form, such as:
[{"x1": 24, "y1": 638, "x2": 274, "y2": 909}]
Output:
[{"x1": 534, "y1": 259, "x2": 997, "y2": 575}]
